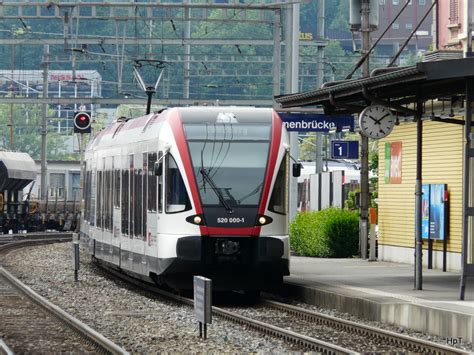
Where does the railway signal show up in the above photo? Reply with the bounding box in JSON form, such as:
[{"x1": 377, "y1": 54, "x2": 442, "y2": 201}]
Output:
[{"x1": 73, "y1": 111, "x2": 91, "y2": 133}]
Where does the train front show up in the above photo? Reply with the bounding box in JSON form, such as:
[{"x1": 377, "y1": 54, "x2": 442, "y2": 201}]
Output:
[{"x1": 166, "y1": 107, "x2": 290, "y2": 291}]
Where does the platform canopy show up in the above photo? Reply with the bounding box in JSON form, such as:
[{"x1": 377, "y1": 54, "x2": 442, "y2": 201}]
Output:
[
  {"x1": 274, "y1": 57, "x2": 474, "y2": 115},
  {"x1": 0, "y1": 151, "x2": 36, "y2": 192}
]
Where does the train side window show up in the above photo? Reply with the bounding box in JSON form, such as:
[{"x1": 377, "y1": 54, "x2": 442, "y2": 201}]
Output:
[
  {"x1": 129, "y1": 154, "x2": 134, "y2": 238},
  {"x1": 107, "y1": 169, "x2": 113, "y2": 230},
  {"x1": 165, "y1": 154, "x2": 191, "y2": 214},
  {"x1": 147, "y1": 152, "x2": 157, "y2": 212},
  {"x1": 142, "y1": 153, "x2": 148, "y2": 240},
  {"x1": 84, "y1": 169, "x2": 91, "y2": 222},
  {"x1": 90, "y1": 169, "x2": 96, "y2": 227},
  {"x1": 134, "y1": 168, "x2": 142, "y2": 238},
  {"x1": 113, "y1": 167, "x2": 120, "y2": 209},
  {"x1": 96, "y1": 170, "x2": 102, "y2": 228},
  {"x1": 121, "y1": 168, "x2": 129, "y2": 235},
  {"x1": 158, "y1": 151, "x2": 163, "y2": 213},
  {"x1": 268, "y1": 154, "x2": 288, "y2": 215}
]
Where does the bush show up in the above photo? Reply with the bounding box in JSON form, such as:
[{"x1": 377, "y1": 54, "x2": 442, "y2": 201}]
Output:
[{"x1": 289, "y1": 208, "x2": 359, "y2": 258}]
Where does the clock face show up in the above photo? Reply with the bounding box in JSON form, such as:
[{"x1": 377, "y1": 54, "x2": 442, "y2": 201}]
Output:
[{"x1": 359, "y1": 105, "x2": 395, "y2": 139}]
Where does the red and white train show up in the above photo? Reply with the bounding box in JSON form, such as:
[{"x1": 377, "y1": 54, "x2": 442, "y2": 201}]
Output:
[{"x1": 81, "y1": 106, "x2": 295, "y2": 291}]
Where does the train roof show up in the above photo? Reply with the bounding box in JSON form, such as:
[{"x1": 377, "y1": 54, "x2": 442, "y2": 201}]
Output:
[
  {"x1": 0, "y1": 151, "x2": 36, "y2": 191},
  {"x1": 177, "y1": 106, "x2": 274, "y2": 124},
  {"x1": 88, "y1": 106, "x2": 277, "y2": 150}
]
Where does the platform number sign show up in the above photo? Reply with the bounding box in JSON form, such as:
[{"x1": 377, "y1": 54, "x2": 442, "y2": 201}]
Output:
[{"x1": 331, "y1": 140, "x2": 359, "y2": 159}]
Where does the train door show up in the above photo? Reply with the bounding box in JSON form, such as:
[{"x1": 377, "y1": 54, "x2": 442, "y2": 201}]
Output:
[
  {"x1": 156, "y1": 150, "x2": 194, "y2": 273},
  {"x1": 102, "y1": 155, "x2": 114, "y2": 263},
  {"x1": 130, "y1": 150, "x2": 147, "y2": 275},
  {"x1": 120, "y1": 153, "x2": 133, "y2": 272},
  {"x1": 144, "y1": 150, "x2": 159, "y2": 275},
  {"x1": 155, "y1": 149, "x2": 166, "y2": 274},
  {"x1": 111, "y1": 155, "x2": 121, "y2": 266},
  {"x1": 95, "y1": 157, "x2": 105, "y2": 260}
]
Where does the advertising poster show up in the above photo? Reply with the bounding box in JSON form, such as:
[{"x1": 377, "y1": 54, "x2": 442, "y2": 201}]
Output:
[
  {"x1": 422, "y1": 184, "x2": 430, "y2": 239},
  {"x1": 390, "y1": 142, "x2": 402, "y2": 184},
  {"x1": 384, "y1": 143, "x2": 391, "y2": 184},
  {"x1": 429, "y1": 184, "x2": 446, "y2": 240}
]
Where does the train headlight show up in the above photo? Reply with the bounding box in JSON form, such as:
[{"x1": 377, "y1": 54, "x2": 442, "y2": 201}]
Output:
[
  {"x1": 256, "y1": 215, "x2": 273, "y2": 226},
  {"x1": 186, "y1": 214, "x2": 205, "y2": 225}
]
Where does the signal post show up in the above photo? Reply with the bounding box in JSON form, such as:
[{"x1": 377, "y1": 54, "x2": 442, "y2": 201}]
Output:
[{"x1": 73, "y1": 110, "x2": 91, "y2": 232}]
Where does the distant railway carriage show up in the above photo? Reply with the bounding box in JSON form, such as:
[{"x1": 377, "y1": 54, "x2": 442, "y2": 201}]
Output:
[
  {"x1": 82, "y1": 106, "x2": 295, "y2": 291},
  {"x1": 0, "y1": 152, "x2": 81, "y2": 234}
]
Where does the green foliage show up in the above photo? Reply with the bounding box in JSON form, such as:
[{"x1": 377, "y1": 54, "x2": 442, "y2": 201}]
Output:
[
  {"x1": 0, "y1": 102, "x2": 76, "y2": 160},
  {"x1": 329, "y1": 1, "x2": 350, "y2": 31},
  {"x1": 290, "y1": 208, "x2": 359, "y2": 258},
  {"x1": 298, "y1": 132, "x2": 316, "y2": 161},
  {"x1": 369, "y1": 149, "x2": 379, "y2": 175},
  {"x1": 344, "y1": 190, "x2": 358, "y2": 211}
]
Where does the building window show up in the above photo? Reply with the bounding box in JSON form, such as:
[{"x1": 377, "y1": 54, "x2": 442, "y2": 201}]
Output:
[
  {"x1": 392, "y1": 23, "x2": 400, "y2": 30},
  {"x1": 49, "y1": 173, "x2": 65, "y2": 198},
  {"x1": 379, "y1": 0, "x2": 385, "y2": 5},
  {"x1": 392, "y1": 0, "x2": 399, "y2": 5},
  {"x1": 406, "y1": 23, "x2": 413, "y2": 30},
  {"x1": 68, "y1": 171, "x2": 80, "y2": 201},
  {"x1": 419, "y1": 0, "x2": 426, "y2": 5},
  {"x1": 449, "y1": 0, "x2": 459, "y2": 25}
]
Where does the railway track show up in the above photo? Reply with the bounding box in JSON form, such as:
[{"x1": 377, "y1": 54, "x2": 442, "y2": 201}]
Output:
[
  {"x1": 0, "y1": 235, "x2": 128, "y2": 354},
  {"x1": 99, "y1": 263, "x2": 466, "y2": 354},
  {"x1": 100, "y1": 265, "x2": 353, "y2": 354},
  {"x1": 257, "y1": 298, "x2": 466, "y2": 354}
]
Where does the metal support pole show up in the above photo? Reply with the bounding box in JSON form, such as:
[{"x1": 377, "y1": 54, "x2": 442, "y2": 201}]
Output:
[
  {"x1": 460, "y1": 78, "x2": 474, "y2": 300},
  {"x1": 285, "y1": 3, "x2": 300, "y2": 222},
  {"x1": 146, "y1": 88, "x2": 155, "y2": 115},
  {"x1": 414, "y1": 102, "x2": 423, "y2": 290},
  {"x1": 360, "y1": 0, "x2": 371, "y2": 259},
  {"x1": 315, "y1": 0, "x2": 325, "y2": 175},
  {"x1": 184, "y1": 0, "x2": 191, "y2": 99},
  {"x1": 272, "y1": 9, "x2": 281, "y2": 99},
  {"x1": 40, "y1": 45, "x2": 49, "y2": 201},
  {"x1": 466, "y1": 0, "x2": 473, "y2": 57}
]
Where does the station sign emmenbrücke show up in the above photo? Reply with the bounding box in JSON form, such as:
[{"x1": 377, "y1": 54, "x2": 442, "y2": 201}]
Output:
[{"x1": 278, "y1": 113, "x2": 355, "y2": 133}]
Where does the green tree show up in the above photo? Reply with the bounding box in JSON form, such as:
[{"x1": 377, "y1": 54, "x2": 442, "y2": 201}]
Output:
[
  {"x1": 299, "y1": 133, "x2": 316, "y2": 161},
  {"x1": 0, "y1": 101, "x2": 76, "y2": 160},
  {"x1": 329, "y1": 1, "x2": 350, "y2": 31}
]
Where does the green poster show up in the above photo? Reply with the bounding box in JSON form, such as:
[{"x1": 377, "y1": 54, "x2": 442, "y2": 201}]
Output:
[{"x1": 384, "y1": 143, "x2": 391, "y2": 184}]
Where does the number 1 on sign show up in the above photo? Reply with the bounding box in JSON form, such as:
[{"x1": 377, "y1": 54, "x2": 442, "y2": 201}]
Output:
[{"x1": 338, "y1": 146, "x2": 342, "y2": 155}]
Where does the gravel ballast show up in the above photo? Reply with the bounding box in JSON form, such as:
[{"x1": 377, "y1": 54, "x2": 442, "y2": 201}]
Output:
[
  {"x1": 1, "y1": 242, "x2": 472, "y2": 353},
  {"x1": 1, "y1": 243, "x2": 302, "y2": 353}
]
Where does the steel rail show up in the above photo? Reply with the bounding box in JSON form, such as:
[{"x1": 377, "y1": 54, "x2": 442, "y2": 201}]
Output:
[
  {"x1": 99, "y1": 265, "x2": 356, "y2": 354},
  {"x1": 0, "y1": 237, "x2": 128, "y2": 355},
  {"x1": 261, "y1": 298, "x2": 467, "y2": 355}
]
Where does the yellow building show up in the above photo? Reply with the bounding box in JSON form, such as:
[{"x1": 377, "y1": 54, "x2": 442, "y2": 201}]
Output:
[{"x1": 378, "y1": 119, "x2": 464, "y2": 270}]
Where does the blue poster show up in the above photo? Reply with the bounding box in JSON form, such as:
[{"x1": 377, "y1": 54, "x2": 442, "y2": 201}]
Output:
[
  {"x1": 421, "y1": 184, "x2": 430, "y2": 239},
  {"x1": 429, "y1": 184, "x2": 446, "y2": 240}
]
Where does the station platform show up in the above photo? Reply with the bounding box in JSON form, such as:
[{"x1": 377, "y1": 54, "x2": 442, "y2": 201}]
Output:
[{"x1": 282, "y1": 257, "x2": 474, "y2": 343}]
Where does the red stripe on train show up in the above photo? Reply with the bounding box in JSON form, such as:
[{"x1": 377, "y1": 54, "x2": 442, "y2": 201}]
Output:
[
  {"x1": 258, "y1": 111, "x2": 282, "y2": 216},
  {"x1": 167, "y1": 110, "x2": 208, "y2": 234}
]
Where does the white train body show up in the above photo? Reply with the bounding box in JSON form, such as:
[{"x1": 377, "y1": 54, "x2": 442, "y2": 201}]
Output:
[{"x1": 81, "y1": 106, "x2": 290, "y2": 290}]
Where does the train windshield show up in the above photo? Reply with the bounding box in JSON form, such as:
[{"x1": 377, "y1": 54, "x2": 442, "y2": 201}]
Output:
[{"x1": 184, "y1": 123, "x2": 271, "y2": 209}]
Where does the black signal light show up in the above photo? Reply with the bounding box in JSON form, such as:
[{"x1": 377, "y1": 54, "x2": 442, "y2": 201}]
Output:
[{"x1": 73, "y1": 111, "x2": 92, "y2": 133}]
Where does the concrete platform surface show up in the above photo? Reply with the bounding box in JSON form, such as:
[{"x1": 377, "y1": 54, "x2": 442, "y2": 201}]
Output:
[{"x1": 283, "y1": 257, "x2": 474, "y2": 342}]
